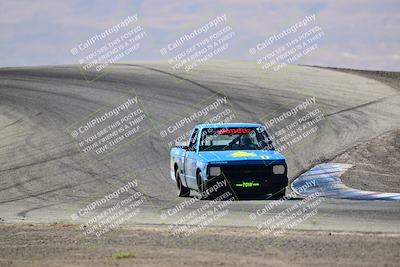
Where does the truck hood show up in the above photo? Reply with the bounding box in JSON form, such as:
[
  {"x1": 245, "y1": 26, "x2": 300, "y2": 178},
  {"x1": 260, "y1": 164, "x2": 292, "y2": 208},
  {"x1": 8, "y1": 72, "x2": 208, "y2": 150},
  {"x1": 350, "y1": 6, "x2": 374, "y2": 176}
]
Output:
[{"x1": 198, "y1": 150, "x2": 285, "y2": 164}]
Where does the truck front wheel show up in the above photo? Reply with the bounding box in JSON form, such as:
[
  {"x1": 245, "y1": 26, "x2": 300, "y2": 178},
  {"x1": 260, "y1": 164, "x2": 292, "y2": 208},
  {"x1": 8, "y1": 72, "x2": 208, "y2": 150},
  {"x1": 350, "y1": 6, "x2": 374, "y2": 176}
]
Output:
[
  {"x1": 176, "y1": 170, "x2": 190, "y2": 197},
  {"x1": 196, "y1": 172, "x2": 209, "y2": 200}
]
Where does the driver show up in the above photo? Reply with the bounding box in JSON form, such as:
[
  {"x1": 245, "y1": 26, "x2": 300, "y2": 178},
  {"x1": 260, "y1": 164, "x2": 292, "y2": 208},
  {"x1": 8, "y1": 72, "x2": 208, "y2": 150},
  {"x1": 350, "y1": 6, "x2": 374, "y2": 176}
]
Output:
[{"x1": 240, "y1": 134, "x2": 257, "y2": 149}]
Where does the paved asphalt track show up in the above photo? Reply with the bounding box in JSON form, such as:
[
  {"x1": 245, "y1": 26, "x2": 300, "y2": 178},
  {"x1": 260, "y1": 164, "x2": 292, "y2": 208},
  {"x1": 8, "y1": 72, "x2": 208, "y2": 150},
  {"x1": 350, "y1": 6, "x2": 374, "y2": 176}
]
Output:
[{"x1": 0, "y1": 61, "x2": 399, "y2": 233}]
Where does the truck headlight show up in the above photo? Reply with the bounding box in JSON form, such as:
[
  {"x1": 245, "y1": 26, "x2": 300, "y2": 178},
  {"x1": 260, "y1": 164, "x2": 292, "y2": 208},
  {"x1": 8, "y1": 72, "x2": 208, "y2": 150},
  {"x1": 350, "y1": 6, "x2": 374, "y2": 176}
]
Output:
[
  {"x1": 273, "y1": 165, "x2": 285, "y2": 174},
  {"x1": 209, "y1": 167, "x2": 221, "y2": 176}
]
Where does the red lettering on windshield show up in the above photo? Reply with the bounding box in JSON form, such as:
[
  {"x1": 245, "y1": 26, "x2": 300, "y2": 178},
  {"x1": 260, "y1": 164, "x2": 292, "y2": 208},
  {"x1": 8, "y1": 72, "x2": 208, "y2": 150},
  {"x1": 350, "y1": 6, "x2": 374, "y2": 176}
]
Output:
[{"x1": 216, "y1": 128, "x2": 252, "y2": 135}]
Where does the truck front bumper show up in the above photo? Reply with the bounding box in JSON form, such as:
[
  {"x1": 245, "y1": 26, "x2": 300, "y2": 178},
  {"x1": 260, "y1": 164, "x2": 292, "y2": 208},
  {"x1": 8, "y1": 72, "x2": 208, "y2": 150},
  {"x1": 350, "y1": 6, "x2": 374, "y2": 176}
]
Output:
[{"x1": 206, "y1": 163, "x2": 288, "y2": 197}]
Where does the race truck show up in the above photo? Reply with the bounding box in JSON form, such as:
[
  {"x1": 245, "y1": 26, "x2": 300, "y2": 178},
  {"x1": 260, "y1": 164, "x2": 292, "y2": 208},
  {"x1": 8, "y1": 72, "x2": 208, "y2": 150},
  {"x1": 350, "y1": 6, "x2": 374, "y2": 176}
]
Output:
[{"x1": 170, "y1": 123, "x2": 288, "y2": 199}]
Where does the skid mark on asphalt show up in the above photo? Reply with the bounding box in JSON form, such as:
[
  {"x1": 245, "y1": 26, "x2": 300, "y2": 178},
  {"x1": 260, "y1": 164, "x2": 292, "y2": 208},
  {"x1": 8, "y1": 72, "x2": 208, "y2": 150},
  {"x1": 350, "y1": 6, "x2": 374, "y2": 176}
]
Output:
[
  {"x1": 292, "y1": 163, "x2": 400, "y2": 201},
  {"x1": 124, "y1": 64, "x2": 260, "y2": 121},
  {"x1": 324, "y1": 95, "x2": 397, "y2": 118}
]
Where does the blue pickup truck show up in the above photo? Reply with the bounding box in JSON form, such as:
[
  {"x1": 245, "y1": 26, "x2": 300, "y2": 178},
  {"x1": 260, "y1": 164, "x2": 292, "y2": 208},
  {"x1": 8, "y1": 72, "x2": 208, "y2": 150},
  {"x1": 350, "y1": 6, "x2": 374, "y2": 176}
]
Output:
[{"x1": 170, "y1": 123, "x2": 288, "y2": 199}]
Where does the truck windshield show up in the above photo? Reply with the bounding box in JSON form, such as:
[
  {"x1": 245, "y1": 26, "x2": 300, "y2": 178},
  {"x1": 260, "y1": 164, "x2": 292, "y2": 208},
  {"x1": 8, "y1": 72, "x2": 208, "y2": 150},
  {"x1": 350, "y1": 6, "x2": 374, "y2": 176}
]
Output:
[{"x1": 199, "y1": 127, "x2": 274, "y2": 151}]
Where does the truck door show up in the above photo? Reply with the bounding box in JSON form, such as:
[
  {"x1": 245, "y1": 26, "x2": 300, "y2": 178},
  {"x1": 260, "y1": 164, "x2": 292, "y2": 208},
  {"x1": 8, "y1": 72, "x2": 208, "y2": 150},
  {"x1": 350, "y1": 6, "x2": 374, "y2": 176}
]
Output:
[{"x1": 184, "y1": 128, "x2": 198, "y2": 188}]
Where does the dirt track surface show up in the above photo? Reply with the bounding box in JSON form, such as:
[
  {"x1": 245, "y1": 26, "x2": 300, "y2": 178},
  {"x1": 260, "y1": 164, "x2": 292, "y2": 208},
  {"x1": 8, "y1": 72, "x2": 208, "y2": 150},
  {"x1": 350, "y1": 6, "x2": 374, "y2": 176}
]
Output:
[
  {"x1": 333, "y1": 129, "x2": 400, "y2": 192},
  {"x1": 1, "y1": 224, "x2": 400, "y2": 267}
]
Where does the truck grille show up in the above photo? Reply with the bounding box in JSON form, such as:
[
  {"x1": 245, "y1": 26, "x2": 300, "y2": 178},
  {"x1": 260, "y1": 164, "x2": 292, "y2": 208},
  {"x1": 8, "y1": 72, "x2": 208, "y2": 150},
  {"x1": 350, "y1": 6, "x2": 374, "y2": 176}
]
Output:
[
  {"x1": 208, "y1": 164, "x2": 287, "y2": 196},
  {"x1": 220, "y1": 164, "x2": 274, "y2": 179}
]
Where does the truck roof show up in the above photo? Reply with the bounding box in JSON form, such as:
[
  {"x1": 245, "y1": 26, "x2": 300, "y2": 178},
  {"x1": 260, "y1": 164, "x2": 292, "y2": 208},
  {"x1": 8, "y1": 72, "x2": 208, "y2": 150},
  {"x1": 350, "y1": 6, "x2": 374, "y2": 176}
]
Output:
[{"x1": 196, "y1": 123, "x2": 264, "y2": 129}]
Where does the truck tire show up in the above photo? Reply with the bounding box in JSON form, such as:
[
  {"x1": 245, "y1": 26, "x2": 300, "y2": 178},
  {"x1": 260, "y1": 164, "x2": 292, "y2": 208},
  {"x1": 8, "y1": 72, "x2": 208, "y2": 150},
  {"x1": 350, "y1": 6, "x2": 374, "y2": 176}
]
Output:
[
  {"x1": 271, "y1": 188, "x2": 286, "y2": 200},
  {"x1": 195, "y1": 172, "x2": 209, "y2": 200},
  {"x1": 176, "y1": 170, "x2": 190, "y2": 197}
]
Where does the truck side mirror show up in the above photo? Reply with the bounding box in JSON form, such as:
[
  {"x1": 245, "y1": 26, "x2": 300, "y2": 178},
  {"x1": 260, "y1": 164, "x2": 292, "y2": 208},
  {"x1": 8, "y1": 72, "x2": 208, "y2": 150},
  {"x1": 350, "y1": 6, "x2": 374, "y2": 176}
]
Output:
[{"x1": 175, "y1": 141, "x2": 188, "y2": 148}]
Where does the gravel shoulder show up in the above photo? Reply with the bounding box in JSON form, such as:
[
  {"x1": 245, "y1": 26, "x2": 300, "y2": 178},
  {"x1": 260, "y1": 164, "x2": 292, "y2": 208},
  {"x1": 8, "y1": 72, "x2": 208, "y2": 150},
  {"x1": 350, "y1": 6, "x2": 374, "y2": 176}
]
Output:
[
  {"x1": 1, "y1": 224, "x2": 399, "y2": 267},
  {"x1": 318, "y1": 67, "x2": 400, "y2": 92},
  {"x1": 333, "y1": 129, "x2": 400, "y2": 192}
]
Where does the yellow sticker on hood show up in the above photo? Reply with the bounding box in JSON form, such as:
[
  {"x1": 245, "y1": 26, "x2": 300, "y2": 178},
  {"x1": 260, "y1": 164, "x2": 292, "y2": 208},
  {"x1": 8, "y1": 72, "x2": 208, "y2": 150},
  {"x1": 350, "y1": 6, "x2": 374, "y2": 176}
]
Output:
[{"x1": 231, "y1": 151, "x2": 257, "y2": 158}]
